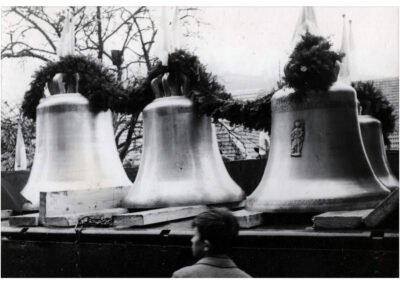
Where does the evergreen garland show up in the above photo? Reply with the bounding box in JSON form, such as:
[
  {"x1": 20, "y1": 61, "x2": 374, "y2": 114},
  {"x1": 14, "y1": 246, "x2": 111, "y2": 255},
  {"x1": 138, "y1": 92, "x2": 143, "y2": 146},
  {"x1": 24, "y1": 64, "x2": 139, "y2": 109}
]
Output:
[
  {"x1": 132, "y1": 49, "x2": 274, "y2": 132},
  {"x1": 283, "y1": 32, "x2": 344, "y2": 94},
  {"x1": 352, "y1": 81, "x2": 396, "y2": 147},
  {"x1": 22, "y1": 55, "x2": 129, "y2": 120}
]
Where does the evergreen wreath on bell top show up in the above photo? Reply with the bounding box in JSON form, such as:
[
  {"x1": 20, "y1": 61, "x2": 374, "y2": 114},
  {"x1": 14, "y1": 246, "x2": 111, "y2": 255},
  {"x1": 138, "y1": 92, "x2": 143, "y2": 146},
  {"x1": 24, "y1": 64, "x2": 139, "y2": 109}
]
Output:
[
  {"x1": 130, "y1": 49, "x2": 274, "y2": 132},
  {"x1": 21, "y1": 55, "x2": 129, "y2": 120},
  {"x1": 283, "y1": 32, "x2": 345, "y2": 94}
]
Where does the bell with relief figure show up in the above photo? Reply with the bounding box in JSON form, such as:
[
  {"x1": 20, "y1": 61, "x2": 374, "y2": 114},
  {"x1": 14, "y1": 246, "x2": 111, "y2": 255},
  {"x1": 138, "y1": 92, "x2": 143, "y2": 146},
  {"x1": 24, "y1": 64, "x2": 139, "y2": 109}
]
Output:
[
  {"x1": 122, "y1": 73, "x2": 245, "y2": 209},
  {"x1": 246, "y1": 80, "x2": 390, "y2": 213}
]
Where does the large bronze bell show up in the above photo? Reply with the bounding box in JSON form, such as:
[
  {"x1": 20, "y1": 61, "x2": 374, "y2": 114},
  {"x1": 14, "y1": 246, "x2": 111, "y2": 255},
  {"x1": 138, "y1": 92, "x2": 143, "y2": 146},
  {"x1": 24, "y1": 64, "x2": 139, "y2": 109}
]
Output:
[
  {"x1": 246, "y1": 82, "x2": 390, "y2": 212},
  {"x1": 359, "y1": 115, "x2": 398, "y2": 191},
  {"x1": 21, "y1": 74, "x2": 132, "y2": 210},
  {"x1": 122, "y1": 73, "x2": 245, "y2": 208}
]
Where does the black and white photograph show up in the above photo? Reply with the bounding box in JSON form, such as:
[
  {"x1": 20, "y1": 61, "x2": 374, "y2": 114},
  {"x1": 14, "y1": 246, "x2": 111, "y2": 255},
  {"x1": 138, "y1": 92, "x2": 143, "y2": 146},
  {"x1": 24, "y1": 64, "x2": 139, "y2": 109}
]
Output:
[{"x1": 1, "y1": 0, "x2": 399, "y2": 278}]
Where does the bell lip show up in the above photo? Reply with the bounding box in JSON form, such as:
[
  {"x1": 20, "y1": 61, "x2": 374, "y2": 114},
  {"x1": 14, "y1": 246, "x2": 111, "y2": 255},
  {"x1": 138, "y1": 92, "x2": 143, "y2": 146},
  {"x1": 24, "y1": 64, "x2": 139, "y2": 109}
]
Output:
[
  {"x1": 245, "y1": 191, "x2": 389, "y2": 213},
  {"x1": 358, "y1": 114, "x2": 381, "y2": 124},
  {"x1": 21, "y1": 201, "x2": 38, "y2": 212},
  {"x1": 121, "y1": 196, "x2": 245, "y2": 209}
]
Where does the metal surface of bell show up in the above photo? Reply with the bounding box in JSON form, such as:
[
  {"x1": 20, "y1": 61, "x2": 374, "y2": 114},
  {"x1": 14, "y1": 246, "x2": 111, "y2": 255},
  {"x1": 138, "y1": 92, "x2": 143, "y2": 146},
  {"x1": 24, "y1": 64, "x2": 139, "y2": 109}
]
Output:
[
  {"x1": 21, "y1": 93, "x2": 132, "y2": 210},
  {"x1": 359, "y1": 115, "x2": 398, "y2": 191},
  {"x1": 122, "y1": 74, "x2": 245, "y2": 208},
  {"x1": 246, "y1": 83, "x2": 390, "y2": 213}
]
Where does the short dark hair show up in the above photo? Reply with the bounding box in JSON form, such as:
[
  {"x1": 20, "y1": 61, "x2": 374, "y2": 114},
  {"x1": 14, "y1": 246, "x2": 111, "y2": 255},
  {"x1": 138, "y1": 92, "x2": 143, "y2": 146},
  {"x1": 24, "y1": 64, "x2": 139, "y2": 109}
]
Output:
[{"x1": 192, "y1": 208, "x2": 239, "y2": 254}]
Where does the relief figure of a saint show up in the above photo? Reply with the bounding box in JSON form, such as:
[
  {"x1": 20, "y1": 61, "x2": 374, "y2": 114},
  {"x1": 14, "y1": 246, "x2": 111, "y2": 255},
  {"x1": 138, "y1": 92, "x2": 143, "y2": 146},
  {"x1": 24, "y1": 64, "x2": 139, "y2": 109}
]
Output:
[{"x1": 291, "y1": 120, "x2": 305, "y2": 157}]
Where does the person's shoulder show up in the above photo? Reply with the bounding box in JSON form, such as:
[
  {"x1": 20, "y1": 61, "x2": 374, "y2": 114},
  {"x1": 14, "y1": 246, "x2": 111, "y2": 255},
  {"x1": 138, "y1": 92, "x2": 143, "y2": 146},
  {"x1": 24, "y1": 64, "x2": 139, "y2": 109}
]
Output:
[
  {"x1": 234, "y1": 268, "x2": 252, "y2": 278},
  {"x1": 172, "y1": 265, "x2": 198, "y2": 278}
]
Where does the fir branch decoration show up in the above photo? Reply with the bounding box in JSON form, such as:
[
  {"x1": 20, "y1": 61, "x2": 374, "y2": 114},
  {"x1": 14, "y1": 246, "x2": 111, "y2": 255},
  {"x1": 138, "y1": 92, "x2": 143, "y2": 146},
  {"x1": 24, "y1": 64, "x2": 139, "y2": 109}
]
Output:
[
  {"x1": 22, "y1": 55, "x2": 129, "y2": 120},
  {"x1": 352, "y1": 81, "x2": 396, "y2": 147},
  {"x1": 133, "y1": 49, "x2": 274, "y2": 132},
  {"x1": 283, "y1": 32, "x2": 345, "y2": 93}
]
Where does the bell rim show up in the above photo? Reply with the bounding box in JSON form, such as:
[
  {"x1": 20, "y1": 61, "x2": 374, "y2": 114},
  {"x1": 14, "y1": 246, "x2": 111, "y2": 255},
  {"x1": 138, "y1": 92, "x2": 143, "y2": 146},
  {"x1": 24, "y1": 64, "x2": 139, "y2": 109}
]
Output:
[{"x1": 245, "y1": 191, "x2": 389, "y2": 213}]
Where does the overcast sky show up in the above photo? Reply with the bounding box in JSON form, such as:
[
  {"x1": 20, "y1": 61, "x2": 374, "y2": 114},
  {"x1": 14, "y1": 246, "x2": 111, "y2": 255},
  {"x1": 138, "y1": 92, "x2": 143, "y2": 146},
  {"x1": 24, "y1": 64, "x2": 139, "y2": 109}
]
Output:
[{"x1": 1, "y1": 6, "x2": 398, "y2": 106}]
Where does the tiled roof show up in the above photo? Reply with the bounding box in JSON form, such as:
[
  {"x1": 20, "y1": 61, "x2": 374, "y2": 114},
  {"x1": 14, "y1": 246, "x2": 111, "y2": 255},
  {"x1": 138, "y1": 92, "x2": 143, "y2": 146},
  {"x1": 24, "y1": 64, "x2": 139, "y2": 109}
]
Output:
[
  {"x1": 369, "y1": 78, "x2": 399, "y2": 150},
  {"x1": 215, "y1": 121, "x2": 262, "y2": 161}
]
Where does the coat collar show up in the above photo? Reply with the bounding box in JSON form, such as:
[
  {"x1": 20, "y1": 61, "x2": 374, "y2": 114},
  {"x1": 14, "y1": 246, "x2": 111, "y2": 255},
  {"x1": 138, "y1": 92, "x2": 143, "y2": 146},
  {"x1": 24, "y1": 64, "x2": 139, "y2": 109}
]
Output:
[{"x1": 196, "y1": 256, "x2": 237, "y2": 268}]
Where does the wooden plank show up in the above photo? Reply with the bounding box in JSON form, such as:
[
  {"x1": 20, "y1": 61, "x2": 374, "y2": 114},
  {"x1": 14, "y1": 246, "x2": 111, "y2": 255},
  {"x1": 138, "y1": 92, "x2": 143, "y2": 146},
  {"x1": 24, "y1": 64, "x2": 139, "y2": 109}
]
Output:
[
  {"x1": 233, "y1": 209, "x2": 263, "y2": 228},
  {"x1": 363, "y1": 189, "x2": 399, "y2": 228},
  {"x1": 113, "y1": 205, "x2": 208, "y2": 228},
  {"x1": 43, "y1": 208, "x2": 128, "y2": 228},
  {"x1": 39, "y1": 186, "x2": 129, "y2": 218},
  {"x1": 9, "y1": 213, "x2": 40, "y2": 227},
  {"x1": 312, "y1": 209, "x2": 373, "y2": 229},
  {"x1": 215, "y1": 200, "x2": 246, "y2": 210},
  {"x1": 1, "y1": 210, "x2": 13, "y2": 220}
]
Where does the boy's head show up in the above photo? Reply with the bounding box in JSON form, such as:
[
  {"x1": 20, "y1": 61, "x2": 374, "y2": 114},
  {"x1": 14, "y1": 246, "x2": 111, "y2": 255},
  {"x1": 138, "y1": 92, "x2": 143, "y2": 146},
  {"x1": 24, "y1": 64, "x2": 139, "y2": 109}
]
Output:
[{"x1": 191, "y1": 208, "x2": 239, "y2": 258}]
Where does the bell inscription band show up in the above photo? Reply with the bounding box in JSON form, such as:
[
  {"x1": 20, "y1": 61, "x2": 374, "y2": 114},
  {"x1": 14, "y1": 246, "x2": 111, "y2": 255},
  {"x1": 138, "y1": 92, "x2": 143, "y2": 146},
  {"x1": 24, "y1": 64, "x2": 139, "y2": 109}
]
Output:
[
  {"x1": 122, "y1": 73, "x2": 245, "y2": 209},
  {"x1": 246, "y1": 83, "x2": 390, "y2": 213},
  {"x1": 21, "y1": 73, "x2": 132, "y2": 210},
  {"x1": 359, "y1": 115, "x2": 399, "y2": 191}
]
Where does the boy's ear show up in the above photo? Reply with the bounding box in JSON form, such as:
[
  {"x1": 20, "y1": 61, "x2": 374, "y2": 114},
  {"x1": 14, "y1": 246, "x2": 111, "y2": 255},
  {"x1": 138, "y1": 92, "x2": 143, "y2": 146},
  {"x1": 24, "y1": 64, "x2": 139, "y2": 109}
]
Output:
[{"x1": 203, "y1": 240, "x2": 211, "y2": 252}]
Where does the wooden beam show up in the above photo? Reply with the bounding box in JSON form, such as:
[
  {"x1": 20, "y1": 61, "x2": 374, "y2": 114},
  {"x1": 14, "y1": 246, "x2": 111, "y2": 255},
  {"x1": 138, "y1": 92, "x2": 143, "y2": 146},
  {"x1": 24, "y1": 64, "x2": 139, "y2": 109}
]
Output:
[
  {"x1": 1, "y1": 210, "x2": 13, "y2": 220},
  {"x1": 39, "y1": 186, "x2": 129, "y2": 218},
  {"x1": 312, "y1": 209, "x2": 373, "y2": 229},
  {"x1": 42, "y1": 208, "x2": 128, "y2": 227},
  {"x1": 209, "y1": 200, "x2": 246, "y2": 210},
  {"x1": 363, "y1": 189, "x2": 399, "y2": 228},
  {"x1": 9, "y1": 213, "x2": 40, "y2": 227},
  {"x1": 113, "y1": 205, "x2": 208, "y2": 228},
  {"x1": 233, "y1": 209, "x2": 263, "y2": 228}
]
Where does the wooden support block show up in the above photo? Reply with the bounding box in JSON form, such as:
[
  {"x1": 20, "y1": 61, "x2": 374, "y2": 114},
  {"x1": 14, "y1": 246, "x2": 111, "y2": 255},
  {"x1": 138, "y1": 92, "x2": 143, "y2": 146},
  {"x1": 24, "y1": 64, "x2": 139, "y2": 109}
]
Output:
[
  {"x1": 43, "y1": 208, "x2": 128, "y2": 227},
  {"x1": 312, "y1": 209, "x2": 373, "y2": 229},
  {"x1": 113, "y1": 205, "x2": 208, "y2": 228},
  {"x1": 39, "y1": 186, "x2": 129, "y2": 218},
  {"x1": 208, "y1": 200, "x2": 245, "y2": 211},
  {"x1": 1, "y1": 210, "x2": 13, "y2": 220},
  {"x1": 233, "y1": 209, "x2": 263, "y2": 228},
  {"x1": 9, "y1": 213, "x2": 40, "y2": 227},
  {"x1": 363, "y1": 189, "x2": 399, "y2": 228}
]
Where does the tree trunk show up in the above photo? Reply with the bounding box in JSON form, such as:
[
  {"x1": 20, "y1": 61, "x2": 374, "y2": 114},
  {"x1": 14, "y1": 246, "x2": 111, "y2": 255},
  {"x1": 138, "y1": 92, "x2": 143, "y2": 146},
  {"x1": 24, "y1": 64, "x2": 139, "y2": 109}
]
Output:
[
  {"x1": 119, "y1": 112, "x2": 140, "y2": 160},
  {"x1": 96, "y1": 7, "x2": 103, "y2": 60}
]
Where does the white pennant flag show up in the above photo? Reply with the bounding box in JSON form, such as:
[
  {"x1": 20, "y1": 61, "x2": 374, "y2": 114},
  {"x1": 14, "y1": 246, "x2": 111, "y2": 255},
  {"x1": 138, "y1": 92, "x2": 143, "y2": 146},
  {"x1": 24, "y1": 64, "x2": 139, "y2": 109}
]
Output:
[
  {"x1": 291, "y1": 7, "x2": 320, "y2": 49},
  {"x1": 338, "y1": 14, "x2": 351, "y2": 85},
  {"x1": 14, "y1": 123, "x2": 28, "y2": 171},
  {"x1": 57, "y1": 10, "x2": 76, "y2": 58},
  {"x1": 159, "y1": 6, "x2": 181, "y2": 65}
]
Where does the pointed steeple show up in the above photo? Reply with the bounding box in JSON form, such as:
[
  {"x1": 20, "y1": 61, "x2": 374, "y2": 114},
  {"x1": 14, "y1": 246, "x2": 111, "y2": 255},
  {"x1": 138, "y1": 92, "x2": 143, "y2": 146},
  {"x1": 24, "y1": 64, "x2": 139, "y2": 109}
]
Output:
[
  {"x1": 338, "y1": 14, "x2": 351, "y2": 84},
  {"x1": 348, "y1": 19, "x2": 356, "y2": 79},
  {"x1": 348, "y1": 19, "x2": 354, "y2": 52},
  {"x1": 14, "y1": 122, "x2": 27, "y2": 171}
]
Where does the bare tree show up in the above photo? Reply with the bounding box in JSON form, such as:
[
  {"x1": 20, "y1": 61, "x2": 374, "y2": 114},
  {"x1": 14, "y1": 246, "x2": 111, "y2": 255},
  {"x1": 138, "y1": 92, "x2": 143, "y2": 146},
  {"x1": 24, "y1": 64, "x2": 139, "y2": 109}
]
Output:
[{"x1": 2, "y1": 6, "x2": 204, "y2": 165}]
